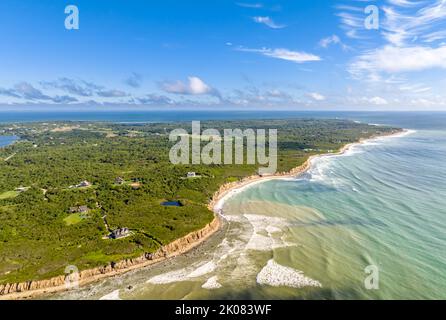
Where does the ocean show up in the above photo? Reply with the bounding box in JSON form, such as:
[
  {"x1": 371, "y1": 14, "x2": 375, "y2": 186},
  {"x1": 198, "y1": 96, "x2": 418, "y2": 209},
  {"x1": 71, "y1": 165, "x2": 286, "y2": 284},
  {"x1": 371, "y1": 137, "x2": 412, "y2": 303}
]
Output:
[
  {"x1": 0, "y1": 110, "x2": 445, "y2": 126},
  {"x1": 2, "y1": 111, "x2": 445, "y2": 300},
  {"x1": 216, "y1": 127, "x2": 446, "y2": 299}
]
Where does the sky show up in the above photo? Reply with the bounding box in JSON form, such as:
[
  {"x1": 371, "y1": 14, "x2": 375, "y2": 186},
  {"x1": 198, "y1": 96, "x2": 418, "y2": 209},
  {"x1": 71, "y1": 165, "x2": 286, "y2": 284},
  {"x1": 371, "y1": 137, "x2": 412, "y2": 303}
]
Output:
[{"x1": 1, "y1": 0, "x2": 446, "y2": 111}]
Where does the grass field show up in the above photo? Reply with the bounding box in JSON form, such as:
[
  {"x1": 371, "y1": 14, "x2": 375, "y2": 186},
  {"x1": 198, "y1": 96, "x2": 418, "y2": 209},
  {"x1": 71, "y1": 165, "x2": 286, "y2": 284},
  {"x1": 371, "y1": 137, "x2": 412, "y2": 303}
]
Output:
[
  {"x1": 64, "y1": 213, "x2": 87, "y2": 226},
  {"x1": 0, "y1": 191, "x2": 19, "y2": 200}
]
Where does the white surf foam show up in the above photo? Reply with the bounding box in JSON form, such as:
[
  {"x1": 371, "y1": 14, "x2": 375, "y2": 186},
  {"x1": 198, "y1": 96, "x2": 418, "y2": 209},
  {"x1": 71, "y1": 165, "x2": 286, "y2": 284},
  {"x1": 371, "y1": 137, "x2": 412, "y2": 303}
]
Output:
[
  {"x1": 243, "y1": 214, "x2": 294, "y2": 251},
  {"x1": 384, "y1": 129, "x2": 416, "y2": 139},
  {"x1": 308, "y1": 157, "x2": 333, "y2": 182},
  {"x1": 256, "y1": 259, "x2": 322, "y2": 288},
  {"x1": 245, "y1": 233, "x2": 278, "y2": 251},
  {"x1": 188, "y1": 261, "x2": 217, "y2": 278},
  {"x1": 146, "y1": 268, "x2": 191, "y2": 284},
  {"x1": 308, "y1": 156, "x2": 346, "y2": 186},
  {"x1": 342, "y1": 145, "x2": 365, "y2": 156},
  {"x1": 99, "y1": 289, "x2": 122, "y2": 300},
  {"x1": 307, "y1": 130, "x2": 415, "y2": 184},
  {"x1": 220, "y1": 213, "x2": 244, "y2": 222},
  {"x1": 202, "y1": 276, "x2": 222, "y2": 290},
  {"x1": 244, "y1": 214, "x2": 288, "y2": 230},
  {"x1": 265, "y1": 225, "x2": 282, "y2": 234},
  {"x1": 147, "y1": 260, "x2": 217, "y2": 285}
]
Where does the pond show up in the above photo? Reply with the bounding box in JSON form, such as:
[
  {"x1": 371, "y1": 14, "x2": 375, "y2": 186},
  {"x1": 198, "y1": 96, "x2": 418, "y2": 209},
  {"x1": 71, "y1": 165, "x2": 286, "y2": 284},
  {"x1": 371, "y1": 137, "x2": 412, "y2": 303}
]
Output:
[
  {"x1": 0, "y1": 136, "x2": 18, "y2": 148},
  {"x1": 161, "y1": 201, "x2": 183, "y2": 207}
]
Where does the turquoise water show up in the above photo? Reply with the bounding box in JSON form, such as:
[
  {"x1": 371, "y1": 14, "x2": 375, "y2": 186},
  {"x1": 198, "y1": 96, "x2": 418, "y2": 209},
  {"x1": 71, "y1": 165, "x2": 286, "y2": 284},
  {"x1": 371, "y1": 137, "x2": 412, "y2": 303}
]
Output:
[
  {"x1": 39, "y1": 112, "x2": 446, "y2": 300},
  {"x1": 220, "y1": 128, "x2": 446, "y2": 299}
]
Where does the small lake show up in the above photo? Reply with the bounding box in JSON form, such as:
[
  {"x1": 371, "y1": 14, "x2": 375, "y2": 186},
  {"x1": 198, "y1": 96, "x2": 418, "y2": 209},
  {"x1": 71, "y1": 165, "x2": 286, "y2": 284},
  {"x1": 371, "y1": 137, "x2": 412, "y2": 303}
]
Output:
[
  {"x1": 0, "y1": 136, "x2": 18, "y2": 148},
  {"x1": 162, "y1": 201, "x2": 183, "y2": 207}
]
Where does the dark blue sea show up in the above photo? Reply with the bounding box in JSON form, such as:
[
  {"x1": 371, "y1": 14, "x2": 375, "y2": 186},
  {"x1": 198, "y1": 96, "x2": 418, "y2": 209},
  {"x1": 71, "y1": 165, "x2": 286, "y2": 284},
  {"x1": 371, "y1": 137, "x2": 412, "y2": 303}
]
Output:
[{"x1": 0, "y1": 110, "x2": 445, "y2": 130}]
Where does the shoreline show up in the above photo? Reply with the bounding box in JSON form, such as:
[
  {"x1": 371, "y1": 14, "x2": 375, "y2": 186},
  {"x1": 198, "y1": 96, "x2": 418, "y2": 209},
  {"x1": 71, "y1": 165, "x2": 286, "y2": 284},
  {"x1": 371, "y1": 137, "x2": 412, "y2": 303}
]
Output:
[
  {"x1": 0, "y1": 128, "x2": 407, "y2": 300},
  {"x1": 209, "y1": 128, "x2": 410, "y2": 215}
]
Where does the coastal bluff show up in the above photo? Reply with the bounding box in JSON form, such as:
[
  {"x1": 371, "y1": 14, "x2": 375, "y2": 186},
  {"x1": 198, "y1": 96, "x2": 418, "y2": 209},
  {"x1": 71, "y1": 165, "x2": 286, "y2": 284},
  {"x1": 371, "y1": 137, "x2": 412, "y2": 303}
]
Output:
[{"x1": 0, "y1": 217, "x2": 220, "y2": 300}]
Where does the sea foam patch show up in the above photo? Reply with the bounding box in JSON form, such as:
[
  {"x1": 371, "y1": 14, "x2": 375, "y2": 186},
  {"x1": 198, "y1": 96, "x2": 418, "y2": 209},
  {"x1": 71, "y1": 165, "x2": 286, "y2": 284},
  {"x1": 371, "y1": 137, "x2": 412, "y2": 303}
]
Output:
[
  {"x1": 146, "y1": 268, "x2": 191, "y2": 284},
  {"x1": 147, "y1": 260, "x2": 217, "y2": 284},
  {"x1": 244, "y1": 214, "x2": 288, "y2": 230},
  {"x1": 202, "y1": 276, "x2": 222, "y2": 290},
  {"x1": 99, "y1": 289, "x2": 122, "y2": 300},
  {"x1": 188, "y1": 261, "x2": 217, "y2": 278},
  {"x1": 256, "y1": 259, "x2": 322, "y2": 288},
  {"x1": 244, "y1": 214, "x2": 294, "y2": 251}
]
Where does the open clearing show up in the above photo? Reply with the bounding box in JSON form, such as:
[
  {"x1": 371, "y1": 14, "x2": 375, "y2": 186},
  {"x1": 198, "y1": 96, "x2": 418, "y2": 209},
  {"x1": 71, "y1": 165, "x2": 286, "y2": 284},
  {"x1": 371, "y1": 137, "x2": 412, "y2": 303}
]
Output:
[{"x1": 0, "y1": 191, "x2": 20, "y2": 200}]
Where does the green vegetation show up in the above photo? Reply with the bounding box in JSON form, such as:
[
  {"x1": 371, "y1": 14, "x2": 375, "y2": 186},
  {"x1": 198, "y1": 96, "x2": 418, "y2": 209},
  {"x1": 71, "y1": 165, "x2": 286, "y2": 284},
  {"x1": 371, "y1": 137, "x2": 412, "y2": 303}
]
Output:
[
  {"x1": 0, "y1": 119, "x2": 400, "y2": 284},
  {"x1": 64, "y1": 213, "x2": 88, "y2": 226},
  {"x1": 0, "y1": 191, "x2": 20, "y2": 200}
]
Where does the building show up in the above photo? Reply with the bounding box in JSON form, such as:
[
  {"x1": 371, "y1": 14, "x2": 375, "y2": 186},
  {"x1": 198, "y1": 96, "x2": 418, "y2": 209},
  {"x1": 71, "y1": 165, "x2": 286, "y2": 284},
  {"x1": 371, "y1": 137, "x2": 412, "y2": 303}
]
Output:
[
  {"x1": 187, "y1": 172, "x2": 196, "y2": 178},
  {"x1": 115, "y1": 177, "x2": 125, "y2": 185},
  {"x1": 77, "y1": 180, "x2": 92, "y2": 187},
  {"x1": 110, "y1": 227, "x2": 130, "y2": 239},
  {"x1": 78, "y1": 205, "x2": 89, "y2": 213},
  {"x1": 68, "y1": 205, "x2": 89, "y2": 214}
]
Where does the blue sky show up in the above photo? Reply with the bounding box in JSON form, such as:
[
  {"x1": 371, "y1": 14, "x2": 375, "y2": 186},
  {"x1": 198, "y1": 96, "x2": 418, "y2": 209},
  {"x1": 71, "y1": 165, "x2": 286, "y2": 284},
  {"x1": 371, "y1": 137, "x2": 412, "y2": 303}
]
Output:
[{"x1": 1, "y1": 0, "x2": 446, "y2": 110}]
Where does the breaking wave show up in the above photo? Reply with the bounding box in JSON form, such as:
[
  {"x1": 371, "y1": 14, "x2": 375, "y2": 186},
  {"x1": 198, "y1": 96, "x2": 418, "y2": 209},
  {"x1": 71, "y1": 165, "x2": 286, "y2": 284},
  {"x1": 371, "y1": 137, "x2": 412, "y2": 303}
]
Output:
[
  {"x1": 256, "y1": 260, "x2": 322, "y2": 288},
  {"x1": 202, "y1": 276, "x2": 222, "y2": 290},
  {"x1": 99, "y1": 289, "x2": 122, "y2": 300}
]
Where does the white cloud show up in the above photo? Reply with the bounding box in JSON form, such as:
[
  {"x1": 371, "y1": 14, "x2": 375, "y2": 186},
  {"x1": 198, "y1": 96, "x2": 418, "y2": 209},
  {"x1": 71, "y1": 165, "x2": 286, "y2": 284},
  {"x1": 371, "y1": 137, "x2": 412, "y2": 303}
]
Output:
[
  {"x1": 382, "y1": 0, "x2": 446, "y2": 46},
  {"x1": 320, "y1": 35, "x2": 341, "y2": 48},
  {"x1": 422, "y1": 30, "x2": 446, "y2": 43},
  {"x1": 368, "y1": 96, "x2": 389, "y2": 105},
  {"x1": 161, "y1": 76, "x2": 213, "y2": 95},
  {"x1": 337, "y1": 11, "x2": 363, "y2": 29},
  {"x1": 319, "y1": 34, "x2": 350, "y2": 50},
  {"x1": 97, "y1": 89, "x2": 129, "y2": 98},
  {"x1": 336, "y1": 10, "x2": 365, "y2": 39},
  {"x1": 125, "y1": 72, "x2": 143, "y2": 88},
  {"x1": 336, "y1": 0, "x2": 446, "y2": 46},
  {"x1": 387, "y1": 0, "x2": 422, "y2": 8},
  {"x1": 409, "y1": 96, "x2": 446, "y2": 107},
  {"x1": 253, "y1": 16, "x2": 286, "y2": 29},
  {"x1": 350, "y1": 45, "x2": 446, "y2": 77},
  {"x1": 237, "y1": 47, "x2": 321, "y2": 63},
  {"x1": 399, "y1": 83, "x2": 432, "y2": 93},
  {"x1": 189, "y1": 77, "x2": 211, "y2": 95},
  {"x1": 306, "y1": 92, "x2": 326, "y2": 101},
  {"x1": 236, "y1": 2, "x2": 263, "y2": 9},
  {"x1": 338, "y1": 0, "x2": 446, "y2": 112}
]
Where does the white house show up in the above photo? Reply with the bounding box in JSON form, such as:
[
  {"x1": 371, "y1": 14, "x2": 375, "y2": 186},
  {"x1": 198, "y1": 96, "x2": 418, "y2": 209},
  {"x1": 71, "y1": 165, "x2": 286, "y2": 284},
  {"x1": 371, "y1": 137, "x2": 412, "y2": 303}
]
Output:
[{"x1": 187, "y1": 172, "x2": 196, "y2": 178}]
